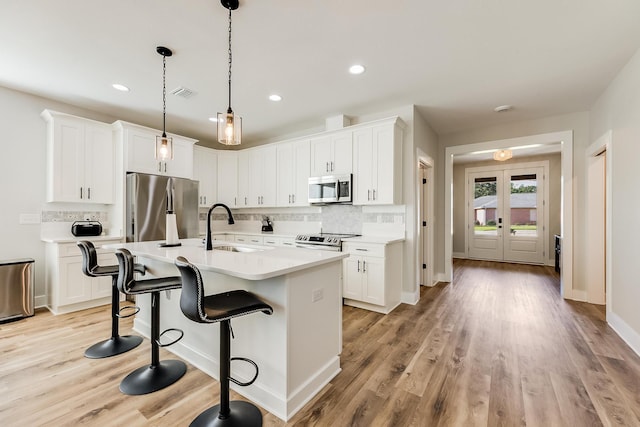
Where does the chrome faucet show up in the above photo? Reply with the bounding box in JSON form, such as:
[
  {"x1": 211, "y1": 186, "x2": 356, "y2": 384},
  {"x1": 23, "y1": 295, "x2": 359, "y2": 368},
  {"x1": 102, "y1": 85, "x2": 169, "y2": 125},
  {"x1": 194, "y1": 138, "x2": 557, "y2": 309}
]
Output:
[{"x1": 205, "y1": 203, "x2": 235, "y2": 250}]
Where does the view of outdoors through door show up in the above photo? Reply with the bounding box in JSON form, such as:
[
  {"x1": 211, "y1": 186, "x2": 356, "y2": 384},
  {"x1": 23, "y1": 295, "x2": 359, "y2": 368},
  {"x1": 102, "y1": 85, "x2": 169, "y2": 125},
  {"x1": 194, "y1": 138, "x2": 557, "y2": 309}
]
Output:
[{"x1": 468, "y1": 165, "x2": 545, "y2": 264}]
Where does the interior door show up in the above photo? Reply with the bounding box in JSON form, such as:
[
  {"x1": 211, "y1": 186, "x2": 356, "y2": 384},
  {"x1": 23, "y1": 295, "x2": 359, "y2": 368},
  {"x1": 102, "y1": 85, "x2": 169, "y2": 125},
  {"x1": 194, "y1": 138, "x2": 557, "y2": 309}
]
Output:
[{"x1": 468, "y1": 167, "x2": 545, "y2": 264}]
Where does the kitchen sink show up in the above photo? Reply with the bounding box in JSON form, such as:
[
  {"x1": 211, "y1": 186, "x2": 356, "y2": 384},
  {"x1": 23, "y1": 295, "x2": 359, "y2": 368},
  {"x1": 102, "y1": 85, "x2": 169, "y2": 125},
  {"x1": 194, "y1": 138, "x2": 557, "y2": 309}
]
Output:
[{"x1": 213, "y1": 245, "x2": 263, "y2": 253}]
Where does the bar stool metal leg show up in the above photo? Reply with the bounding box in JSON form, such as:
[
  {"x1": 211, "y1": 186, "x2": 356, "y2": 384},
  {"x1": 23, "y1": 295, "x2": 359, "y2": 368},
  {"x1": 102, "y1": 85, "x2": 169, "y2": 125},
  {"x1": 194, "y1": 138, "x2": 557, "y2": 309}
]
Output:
[
  {"x1": 119, "y1": 291, "x2": 187, "y2": 395},
  {"x1": 84, "y1": 276, "x2": 143, "y2": 359},
  {"x1": 190, "y1": 319, "x2": 262, "y2": 427}
]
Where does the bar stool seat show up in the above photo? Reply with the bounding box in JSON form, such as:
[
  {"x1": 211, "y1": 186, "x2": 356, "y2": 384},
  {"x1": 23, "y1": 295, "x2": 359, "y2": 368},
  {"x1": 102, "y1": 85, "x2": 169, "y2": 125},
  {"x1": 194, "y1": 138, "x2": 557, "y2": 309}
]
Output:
[
  {"x1": 115, "y1": 248, "x2": 186, "y2": 395},
  {"x1": 175, "y1": 256, "x2": 273, "y2": 427},
  {"x1": 77, "y1": 240, "x2": 145, "y2": 359}
]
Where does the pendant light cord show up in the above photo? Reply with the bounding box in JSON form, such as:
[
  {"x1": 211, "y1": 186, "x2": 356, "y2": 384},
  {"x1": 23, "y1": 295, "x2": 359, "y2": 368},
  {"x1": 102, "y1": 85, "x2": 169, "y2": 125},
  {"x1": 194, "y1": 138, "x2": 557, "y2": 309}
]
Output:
[
  {"x1": 162, "y1": 54, "x2": 167, "y2": 137},
  {"x1": 227, "y1": 5, "x2": 233, "y2": 111}
]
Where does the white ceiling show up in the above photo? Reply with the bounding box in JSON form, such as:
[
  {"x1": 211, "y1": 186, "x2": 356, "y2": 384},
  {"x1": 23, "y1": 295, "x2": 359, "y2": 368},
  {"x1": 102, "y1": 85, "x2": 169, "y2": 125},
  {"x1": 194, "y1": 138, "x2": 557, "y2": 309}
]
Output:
[{"x1": 2, "y1": 1, "x2": 640, "y2": 147}]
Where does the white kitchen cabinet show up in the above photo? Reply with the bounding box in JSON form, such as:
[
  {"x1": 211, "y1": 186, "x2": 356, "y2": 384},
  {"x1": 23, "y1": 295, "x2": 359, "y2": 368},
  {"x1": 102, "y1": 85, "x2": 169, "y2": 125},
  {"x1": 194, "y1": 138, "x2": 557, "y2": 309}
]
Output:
[
  {"x1": 353, "y1": 118, "x2": 403, "y2": 205},
  {"x1": 248, "y1": 145, "x2": 277, "y2": 207},
  {"x1": 115, "y1": 121, "x2": 196, "y2": 179},
  {"x1": 342, "y1": 241, "x2": 403, "y2": 314},
  {"x1": 235, "y1": 235, "x2": 264, "y2": 245},
  {"x1": 237, "y1": 150, "x2": 250, "y2": 207},
  {"x1": 193, "y1": 146, "x2": 217, "y2": 207},
  {"x1": 276, "y1": 139, "x2": 310, "y2": 206},
  {"x1": 310, "y1": 130, "x2": 352, "y2": 176},
  {"x1": 42, "y1": 110, "x2": 114, "y2": 204},
  {"x1": 45, "y1": 239, "x2": 123, "y2": 315},
  {"x1": 216, "y1": 150, "x2": 239, "y2": 207}
]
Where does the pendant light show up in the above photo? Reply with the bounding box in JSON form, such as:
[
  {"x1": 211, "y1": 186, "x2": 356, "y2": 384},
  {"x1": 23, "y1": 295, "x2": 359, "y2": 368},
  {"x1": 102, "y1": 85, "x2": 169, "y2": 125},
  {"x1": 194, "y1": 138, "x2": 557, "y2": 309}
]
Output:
[
  {"x1": 155, "y1": 46, "x2": 174, "y2": 160},
  {"x1": 217, "y1": 0, "x2": 242, "y2": 145}
]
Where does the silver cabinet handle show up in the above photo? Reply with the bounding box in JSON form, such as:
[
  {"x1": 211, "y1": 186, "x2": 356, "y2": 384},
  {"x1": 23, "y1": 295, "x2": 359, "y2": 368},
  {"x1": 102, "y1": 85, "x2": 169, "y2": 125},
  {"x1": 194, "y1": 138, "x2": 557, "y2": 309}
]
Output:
[
  {"x1": 204, "y1": 196, "x2": 207, "y2": 204},
  {"x1": 357, "y1": 260, "x2": 360, "y2": 272},
  {"x1": 356, "y1": 248, "x2": 368, "y2": 251},
  {"x1": 292, "y1": 194, "x2": 295, "y2": 203},
  {"x1": 372, "y1": 189, "x2": 376, "y2": 200},
  {"x1": 80, "y1": 187, "x2": 83, "y2": 199},
  {"x1": 158, "y1": 162, "x2": 162, "y2": 172},
  {"x1": 164, "y1": 163, "x2": 167, "y2": 173},
  {"x1": 363, "y1": 261, "x2": 366, "y2": 273},
  {"x1": 367, "y1": 190, "x2": 371, "y2": 201},
  {"x1": 289, "y1": 194, "x2": 291, "y2": 203},
  {"x1": 331, "y1": 161, "x2": 334, "y2": 171},
  {"x1": 326, "y1": 162, "x2": 329, "y2": 172},
  {"x1": 88, "y1": 187, "x2": 91, "y2": 199},
  {"x1": 234, "y1": 197, "x2": 237, "y2": 206},
  {"x1": 244, "y1": 197, "x2": 247, "y2": 205}
]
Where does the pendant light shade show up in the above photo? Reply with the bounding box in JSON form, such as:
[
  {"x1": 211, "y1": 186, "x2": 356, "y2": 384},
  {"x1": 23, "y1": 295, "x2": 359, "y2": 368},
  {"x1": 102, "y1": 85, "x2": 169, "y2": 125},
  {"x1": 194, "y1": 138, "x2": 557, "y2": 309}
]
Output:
[
  {"x1": 156, "y1": 46, "x2": 174, "y2": 160},
  {"x1": 493, "y1": 149, "x2": 513, "y2": 161},
  {"x1": 217, "y1": 0, "x2": 242, "y2": 145}
]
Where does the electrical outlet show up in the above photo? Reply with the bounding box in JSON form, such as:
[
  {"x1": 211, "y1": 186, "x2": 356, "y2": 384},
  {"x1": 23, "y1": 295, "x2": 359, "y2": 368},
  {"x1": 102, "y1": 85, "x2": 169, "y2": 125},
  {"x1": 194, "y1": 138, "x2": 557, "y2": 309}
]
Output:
[{"x1": 312, "y1": 288, "x2": 323, "y2": 303}]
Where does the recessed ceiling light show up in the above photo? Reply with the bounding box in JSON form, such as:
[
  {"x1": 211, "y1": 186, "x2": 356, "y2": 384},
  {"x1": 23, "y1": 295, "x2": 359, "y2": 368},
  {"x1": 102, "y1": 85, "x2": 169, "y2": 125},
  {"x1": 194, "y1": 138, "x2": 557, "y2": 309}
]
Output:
[
  {"x1": 112, "y1": 83, "x2": 130, "y2": 92},
  {"x1": 269, "y1": 94, "x2": 282, "y2": 102},
  {"x1": 349, "y1": 64, "x2": 365, "y2": 75},
  {"x1": 494, "y1": 104, "x2": 513, "y2": 112}
]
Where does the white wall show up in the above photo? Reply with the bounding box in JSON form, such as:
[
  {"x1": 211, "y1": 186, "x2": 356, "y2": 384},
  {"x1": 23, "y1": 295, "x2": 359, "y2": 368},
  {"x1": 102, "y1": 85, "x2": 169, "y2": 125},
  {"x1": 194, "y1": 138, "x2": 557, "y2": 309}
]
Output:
[
  {"x1": 589, "y1": 47, "x2": 640, "y2": 352},
  {"x1": 0, "y1": 86, "x2": 118, "y2": 302}
]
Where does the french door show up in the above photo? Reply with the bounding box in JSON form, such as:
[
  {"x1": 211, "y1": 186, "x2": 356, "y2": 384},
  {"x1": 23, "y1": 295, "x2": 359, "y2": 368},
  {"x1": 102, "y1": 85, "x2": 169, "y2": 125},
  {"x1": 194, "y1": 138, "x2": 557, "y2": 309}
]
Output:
[{"x1": 467, "y1": 166, "x2": 546, "y2": 264}]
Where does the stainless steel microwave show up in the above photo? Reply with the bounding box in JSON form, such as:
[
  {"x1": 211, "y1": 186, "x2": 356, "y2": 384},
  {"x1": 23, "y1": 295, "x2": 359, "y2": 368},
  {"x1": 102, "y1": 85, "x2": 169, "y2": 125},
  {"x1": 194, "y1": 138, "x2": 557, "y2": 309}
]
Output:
[{"x1": 308, "y1": 174, "x2": 352, "y2": 204}]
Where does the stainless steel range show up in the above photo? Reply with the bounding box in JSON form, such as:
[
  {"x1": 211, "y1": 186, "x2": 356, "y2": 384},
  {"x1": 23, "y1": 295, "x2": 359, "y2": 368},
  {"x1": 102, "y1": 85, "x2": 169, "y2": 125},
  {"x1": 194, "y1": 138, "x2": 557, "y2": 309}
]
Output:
[{"x1": 294, "y1": 233, "x2": 360, "y2": 252}]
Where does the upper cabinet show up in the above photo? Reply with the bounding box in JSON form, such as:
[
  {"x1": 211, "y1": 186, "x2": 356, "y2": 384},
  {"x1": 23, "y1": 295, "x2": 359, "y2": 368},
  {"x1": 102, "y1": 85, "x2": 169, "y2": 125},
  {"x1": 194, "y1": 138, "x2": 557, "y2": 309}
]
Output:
[
  {"x1": 276, "y1": 139, "x2": 310, "y2": 207},
  {"x1": 310, "y1": 131, "x2": 352, "y2": 176},
  {"x1": 216, "y1": 150, "x2": 238, "y2": 207},
  {"x1": 248, "y1": 145, "x2": 277, "y2": 207},
  {"x1": 114, "y1": 121, "x2": 196, "y2": 179},
  {"x1": 42, "y1": 110, "x2": 114, "y2": 204},
  {"x1": 193, "y1": 146, "x2": 217, "y2": 208},
  {"x1": 353, "y1": 118, "x2": 404, "y2": 205}
]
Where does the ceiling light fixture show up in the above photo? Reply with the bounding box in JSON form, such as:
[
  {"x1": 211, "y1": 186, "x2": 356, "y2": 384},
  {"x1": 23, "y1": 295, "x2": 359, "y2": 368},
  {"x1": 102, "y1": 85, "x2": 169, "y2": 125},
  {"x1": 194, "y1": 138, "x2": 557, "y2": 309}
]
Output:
[
  {"x1": 269, "y1": 94, "x2": 282, "y2": 102},
  {"x1": 493, "y1": 149, "x2": 513, "y2": 161},
  {"x1": 217, "y1": 0, "x2": 241, "y2": 146},
  {"x1": 349, "y1": 64, "x2": 365, "y2": 75},
  {"x1": 494, "y1": 104, "x2": 513, "y2": 113},
  {"x1": 155, "y1": 46, "x2": 173, "y2": 160},
  {"x1": 112, "y1": 83, "x2": 130, "y2": 92}
]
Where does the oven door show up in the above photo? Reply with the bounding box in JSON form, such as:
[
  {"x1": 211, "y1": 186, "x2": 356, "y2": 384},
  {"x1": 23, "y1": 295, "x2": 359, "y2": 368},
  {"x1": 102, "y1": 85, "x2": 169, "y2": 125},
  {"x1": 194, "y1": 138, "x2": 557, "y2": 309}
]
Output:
[{"x1": 295, "y1": 243, "x2": 341, "y2": 252}]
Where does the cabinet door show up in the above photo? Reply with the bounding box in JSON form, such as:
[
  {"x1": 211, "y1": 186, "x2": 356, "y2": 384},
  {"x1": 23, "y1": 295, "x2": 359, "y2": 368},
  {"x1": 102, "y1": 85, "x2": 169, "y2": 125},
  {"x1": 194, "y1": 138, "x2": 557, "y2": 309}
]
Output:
[
  {"x1": 126, "y1": 127, "x2": 162, "y2": 174},
  {"x1": 194, "y1": 146, "x2": 218, "y2": 207},
  {"x1": 59, "y1": 257, "x2": 92, "y2": 305},
  {"x1": 165, "y1": 137, "x2": 194, "y2": 179},
  {"x1": 217, "y1": 151, "x2": 238, "y2": 207},
  {"x1": 353, "y1": 128, "x2": 374, "y2": 205},
  {"x1": 237, "y1": 150, "x2": 250, "y2": 207},
  {"x1": 84, "y1": 123, "x2": 114, "y2": 204},
  {"x1": 343, "y1": 256, "x2": 363, "y2": 300},
  {"x1": 371, "y1": 125, "x2": 395, "y2": 204},
  {"x1": 259, "y1": 146, "x2": 277, "y2": 206},
  {"x1": 310, "y1": 136, "x2": 332, "y2": 175},
  {"x1": 362, "y1": 257, "x2": 385, "y2": 305},
  {"x1": 292, "y1": 139, "x2": 310, "y2": 206},
  {"x1": 331, "y1": 132, "x2": 353, "y2": 175},
  {"x1": 276, "y1": 142, "x2": 294, "y2": 206},
  {"x1": 49, "y1": 117, "x2": 84, "y2": 202}
]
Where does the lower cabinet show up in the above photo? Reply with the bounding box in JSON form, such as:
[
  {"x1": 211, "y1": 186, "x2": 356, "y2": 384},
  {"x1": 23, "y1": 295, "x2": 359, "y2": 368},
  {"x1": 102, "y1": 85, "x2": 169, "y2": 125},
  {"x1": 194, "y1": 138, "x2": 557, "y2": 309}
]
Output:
[
  {"x1": 45, "y1": 239, "x2": 122, "y2": 315},
  {"x1": 342, "y1": 241, "x2": 403, "y2": 314}
]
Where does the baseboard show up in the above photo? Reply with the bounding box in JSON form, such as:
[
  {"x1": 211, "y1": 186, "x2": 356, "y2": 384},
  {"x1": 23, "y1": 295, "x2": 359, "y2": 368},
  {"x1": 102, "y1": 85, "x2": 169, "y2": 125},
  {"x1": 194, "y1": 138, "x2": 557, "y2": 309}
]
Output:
[
  {"x1": 570, "y1": 289, "x2": 587, "y2": 302},
  {"x1": 607, "y1": 310, "x2": 640, "y2": 358},
  {"x1": 35, "y1": 295, "x2": 47, "y2": 308},
  {"x1": 435, "y1": 272, "x2": 449, "y2": 283},
  {"x1": 452, "y1": 252, "x2": 466, "y2": 259},
  {"x1": 401, "y1": 289, "x2": 420, "y2": 305}
]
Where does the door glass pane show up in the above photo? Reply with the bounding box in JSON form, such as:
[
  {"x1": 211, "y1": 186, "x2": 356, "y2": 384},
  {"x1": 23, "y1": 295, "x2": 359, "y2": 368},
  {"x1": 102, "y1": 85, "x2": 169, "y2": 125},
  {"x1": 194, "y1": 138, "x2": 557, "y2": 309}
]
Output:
[
  {"x1": 474, "y1": 177, "x2": 497, "y2": 235},
  {"x1": 509, "y1": 174, "x2": 537, "y2": 236}
]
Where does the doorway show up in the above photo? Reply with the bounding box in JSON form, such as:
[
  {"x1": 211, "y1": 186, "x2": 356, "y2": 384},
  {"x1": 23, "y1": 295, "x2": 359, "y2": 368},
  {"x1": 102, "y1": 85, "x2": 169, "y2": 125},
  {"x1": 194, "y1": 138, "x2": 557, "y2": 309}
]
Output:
[{"x1": 466, "y1": 162, "x2": 548, "y2": 264}]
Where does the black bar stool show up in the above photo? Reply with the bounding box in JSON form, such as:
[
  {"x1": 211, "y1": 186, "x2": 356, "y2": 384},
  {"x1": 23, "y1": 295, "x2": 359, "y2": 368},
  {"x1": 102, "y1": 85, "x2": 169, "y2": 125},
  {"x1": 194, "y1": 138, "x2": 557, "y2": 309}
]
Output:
[
  {"x1": 115, "y1": 248, "x2": 187, "y2": 395},
  {"x1": 175, "y1": 256, "x2": 273, "y2": 427},
  {"x1": 77, "y1": 240, "x2": 145, "y2": 359}
]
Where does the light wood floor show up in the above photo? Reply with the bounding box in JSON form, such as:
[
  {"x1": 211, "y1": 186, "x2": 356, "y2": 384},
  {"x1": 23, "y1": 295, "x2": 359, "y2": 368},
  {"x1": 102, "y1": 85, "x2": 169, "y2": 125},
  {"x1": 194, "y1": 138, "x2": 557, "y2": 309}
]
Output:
[{"x1": 2, "y1": 259, "x2": 640, "y2": 426}]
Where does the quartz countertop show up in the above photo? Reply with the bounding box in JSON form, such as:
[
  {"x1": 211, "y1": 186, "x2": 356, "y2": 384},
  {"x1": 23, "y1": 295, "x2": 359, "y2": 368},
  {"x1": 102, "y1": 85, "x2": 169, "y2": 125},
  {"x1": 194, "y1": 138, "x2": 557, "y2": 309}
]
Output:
[
  {"x1": 102, "y1": 238, "x2": 348, "y2": 281},
  {"x1": 41, "y1": 235, "x2": 124, "y2": 243},
  {"x1": 341, "y1": 235, "x2": 405, "y2": 245}
]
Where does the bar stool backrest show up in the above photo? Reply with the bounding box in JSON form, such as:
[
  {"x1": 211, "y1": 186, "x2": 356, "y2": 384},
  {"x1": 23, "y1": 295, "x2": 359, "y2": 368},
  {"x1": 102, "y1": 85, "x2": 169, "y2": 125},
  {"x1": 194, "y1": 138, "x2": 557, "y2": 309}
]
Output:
[
  {"x1": 114, "y1": 248, "x2": 136, "y2": 295},
  {"x1": 175, "y1": 256, "x2": 207, "y2": 323},
  {"x1": 77, "y1": 240, "x2": 99, "y2": 277}
]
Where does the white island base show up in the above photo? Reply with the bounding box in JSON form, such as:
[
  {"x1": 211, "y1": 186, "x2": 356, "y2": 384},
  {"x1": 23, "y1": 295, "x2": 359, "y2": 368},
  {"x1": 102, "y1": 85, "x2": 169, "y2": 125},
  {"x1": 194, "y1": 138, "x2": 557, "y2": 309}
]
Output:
[{"x1": 123, "y1": 245, "x2": 344, "y2": 422}]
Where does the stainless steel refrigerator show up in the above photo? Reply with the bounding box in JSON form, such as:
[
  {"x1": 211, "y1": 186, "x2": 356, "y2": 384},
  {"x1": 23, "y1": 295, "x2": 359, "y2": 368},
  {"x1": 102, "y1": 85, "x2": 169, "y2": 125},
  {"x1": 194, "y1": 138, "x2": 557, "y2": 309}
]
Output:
[{"x1": 126, "y1": 173, "x2": 199, "y2": 242}]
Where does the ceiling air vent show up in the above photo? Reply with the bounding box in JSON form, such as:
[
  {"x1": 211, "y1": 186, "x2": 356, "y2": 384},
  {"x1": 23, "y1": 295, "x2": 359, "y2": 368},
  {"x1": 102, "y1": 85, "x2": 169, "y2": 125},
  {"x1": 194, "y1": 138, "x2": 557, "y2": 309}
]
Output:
[{"x1": 171, "y1": 86, "x2": 196, "y2": 99}]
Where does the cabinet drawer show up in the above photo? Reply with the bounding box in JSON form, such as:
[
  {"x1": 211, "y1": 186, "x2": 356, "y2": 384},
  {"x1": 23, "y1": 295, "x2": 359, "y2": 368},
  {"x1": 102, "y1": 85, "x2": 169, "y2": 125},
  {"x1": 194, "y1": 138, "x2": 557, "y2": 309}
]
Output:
[
  {"x1": 58, "y1": 240, "x2": 122, "y2": 258},
  {"x1": 342, "y1": 242, "x2": 385, "y2": 257}
]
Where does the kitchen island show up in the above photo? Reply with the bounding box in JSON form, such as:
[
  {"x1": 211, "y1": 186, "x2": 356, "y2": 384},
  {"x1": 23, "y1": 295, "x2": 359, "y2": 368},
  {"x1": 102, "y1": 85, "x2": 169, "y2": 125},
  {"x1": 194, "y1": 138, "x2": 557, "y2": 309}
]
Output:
[{"x1": 102, "y1": 239, "x2": 347, "y2": 421}]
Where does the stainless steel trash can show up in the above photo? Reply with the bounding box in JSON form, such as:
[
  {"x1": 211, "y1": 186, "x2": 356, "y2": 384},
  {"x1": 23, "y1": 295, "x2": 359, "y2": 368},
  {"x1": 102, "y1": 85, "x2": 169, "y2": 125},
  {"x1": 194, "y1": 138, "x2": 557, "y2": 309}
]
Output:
[{"x1": 0, "y1": 258, "x2": 35, "y2": 322}]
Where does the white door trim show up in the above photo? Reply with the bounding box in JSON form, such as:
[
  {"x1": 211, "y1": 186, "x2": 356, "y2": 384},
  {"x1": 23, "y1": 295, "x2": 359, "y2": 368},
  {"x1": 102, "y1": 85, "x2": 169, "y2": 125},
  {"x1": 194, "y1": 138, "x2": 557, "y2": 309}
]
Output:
[
  {"x1": 444, "y1": 131, "x2": 573, "y2": 299},
  {"x1": 416, "y1": 149, "x2": 435, "y2": 289}
]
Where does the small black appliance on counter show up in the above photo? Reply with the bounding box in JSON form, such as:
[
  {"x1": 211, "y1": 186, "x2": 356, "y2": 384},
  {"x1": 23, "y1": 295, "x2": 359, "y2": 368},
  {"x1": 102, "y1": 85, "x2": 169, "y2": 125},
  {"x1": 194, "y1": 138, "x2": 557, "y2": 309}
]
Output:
[{"x1": 71, "y1": 220, "x2": 103, "y2": 237}]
